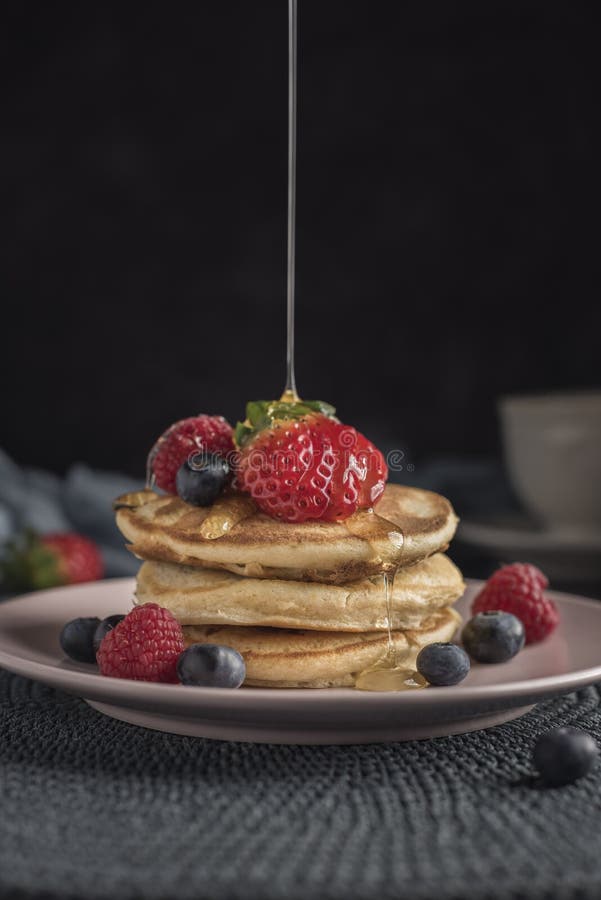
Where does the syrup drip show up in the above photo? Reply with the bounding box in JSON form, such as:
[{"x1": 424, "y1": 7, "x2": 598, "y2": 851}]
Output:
[
  {"x1": 355, "y1": 572, "x2": 425, "y2": 692},
  {"x1": 145, "y1": 455, "x2": 157, "y2": 490},
  {"x1": 354, "y1": 568, "x2": 428, "y2": 693}
]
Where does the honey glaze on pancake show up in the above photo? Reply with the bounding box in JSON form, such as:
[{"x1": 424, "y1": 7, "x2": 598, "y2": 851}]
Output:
[
  {"x1": 352, "y1": 515, "x2": 427, "y2": 691},
  {"x1": 198, "y1": 494, "x2": 256, "y2": 539}
]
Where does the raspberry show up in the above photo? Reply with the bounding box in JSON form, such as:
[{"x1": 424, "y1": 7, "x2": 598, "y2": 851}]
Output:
[
  {"x1": 148, "y1": 415, "x2": 234, "y2": 494},
  {"x1": 487, "y1": 562, "x2": 549, "y2": 592},
  {"x1": 472, "y1": 563, "x2": 559, "y2": 644},
  {"x1": 236, "y1": 414, "x2": 387, "y2": 523},
  {"x1": 96, "y1": 603, "x2": 184, "y2": 682}
]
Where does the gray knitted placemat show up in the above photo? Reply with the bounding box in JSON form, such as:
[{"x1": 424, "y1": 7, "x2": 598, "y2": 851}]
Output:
[{"x1": 1, "y1": 669, "x2": 601, "y2": 900}]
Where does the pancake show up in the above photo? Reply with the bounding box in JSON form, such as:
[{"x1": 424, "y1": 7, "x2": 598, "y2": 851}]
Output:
[
  {"x1": 182, "y1": 607, "x2": 461, "y2": 688},
  {"x1": 115, "y1": 483, "x2": 458, "y2": 584},
  {"x1": 135, "y1": 552, "x2": 465, "y2": 631}
]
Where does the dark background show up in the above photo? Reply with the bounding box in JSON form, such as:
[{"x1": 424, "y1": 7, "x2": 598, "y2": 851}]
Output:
[{"x1": 2, "y1": 1, "x2": 598, "y2": 477}]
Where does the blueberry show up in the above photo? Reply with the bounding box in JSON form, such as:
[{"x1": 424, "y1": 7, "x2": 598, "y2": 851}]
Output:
[
  {"x1": 416, "y1": 642, "x2": 470, "y2": 686},
  {"x1": 176, "y1": 453, "x2": 229, "y2": 506},
  {"x1": 60, "y1": 617, "x2": 101, "y2": 663},
  {"x1": 93, "y1": 614, "x2": 125, "y2": 653},
  {"x1": 534, "y1": 727, "x2": 599, "y2": 786},
  {"x1": 462, "y1": 611, "x2": 525, "y2": 663},
  {"x1": 177, "y1": 643, "x2": 246, "y2": 688}
]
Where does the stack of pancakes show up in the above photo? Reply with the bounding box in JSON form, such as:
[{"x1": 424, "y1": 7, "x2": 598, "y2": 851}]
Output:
[{"x1": 114, "y1": 484, "x2": 464, "y2": 688}]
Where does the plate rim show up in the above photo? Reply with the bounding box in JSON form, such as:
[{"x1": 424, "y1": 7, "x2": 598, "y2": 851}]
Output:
[{"x1": 0, "y1": 577, "x2": 600, "y2": 710}]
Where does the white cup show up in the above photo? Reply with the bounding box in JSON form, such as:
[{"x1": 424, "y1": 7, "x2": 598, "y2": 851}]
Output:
[{"x1": 499, "y1": 390, "x2": 601, "y2": 533}]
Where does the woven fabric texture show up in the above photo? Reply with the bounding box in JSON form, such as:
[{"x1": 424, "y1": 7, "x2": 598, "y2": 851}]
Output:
[{"x1": 1, "y1": 669, "x2": 601, "y2": 900}]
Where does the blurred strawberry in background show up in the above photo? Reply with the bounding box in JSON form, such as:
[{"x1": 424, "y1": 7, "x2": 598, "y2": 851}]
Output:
[{"x1": 1, "y1": 531, "x2": 104, "y2": 592}]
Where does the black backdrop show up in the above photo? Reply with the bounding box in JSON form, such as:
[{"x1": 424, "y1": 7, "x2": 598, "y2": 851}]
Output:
[{"x1": 2, "y1": 2, "x2": 598, "y2": 476}]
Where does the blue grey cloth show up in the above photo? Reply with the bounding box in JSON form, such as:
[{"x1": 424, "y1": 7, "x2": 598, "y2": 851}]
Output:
[
  {"x1": 0, "y1": 449, "x2": 142, "y2": 579},
  {"x1": 1, "y1": 669, "x2": 601, "y2": 900}
]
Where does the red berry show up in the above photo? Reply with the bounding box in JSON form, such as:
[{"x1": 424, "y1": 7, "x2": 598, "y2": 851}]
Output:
[
  {"x1": 487, "y1": 562, "x2": 549, "y2": 592},
  {"x1": 472, "y1": 563, "x2": 558, "y2": 644},
  {"x1": 97, "y1": 603, "x2": 184, "y2": 682},
  {"x1": 148, "y1": 415, "x2": 234, "y2": 494},
  {"x1": 327, "y1": 428, "x2": 388, "y2": 517},
  {"x1": 1, "y1": 531, "x2": 103, "y2": 591},
  {"x1": 235, "y1": 414, "x2": 387, "y2": 523},
  {"x1": 41, "y1": 533, "x2": 104, "y2": 585}
]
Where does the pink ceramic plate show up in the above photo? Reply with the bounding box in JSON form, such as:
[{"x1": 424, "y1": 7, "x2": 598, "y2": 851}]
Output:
[{"x1": 0, "y1": 578, "x2": 599, "y2": 744}]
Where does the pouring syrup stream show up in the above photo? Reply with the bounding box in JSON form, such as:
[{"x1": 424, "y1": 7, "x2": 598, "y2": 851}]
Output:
[
  {"x1": 278, "y1": 4, "x2": 422, "y2": 690},
  {"x1": 281, "y1": 0, "x2": 300, "y2": 405}
]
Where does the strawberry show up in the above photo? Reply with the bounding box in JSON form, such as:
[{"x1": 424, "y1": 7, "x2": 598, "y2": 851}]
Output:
[
  {"x1": 234, "y1": 399, "x2": 387, "y2": 522},
  {"x1": 1, "y1": 531, "x2": 104, "y2": 592},
  {"x1": 328, "y1": 427, "x2": 388, "y2": 514},
  {"x1": 148, "y1": 415, "x2": 235, "y2": 494}
]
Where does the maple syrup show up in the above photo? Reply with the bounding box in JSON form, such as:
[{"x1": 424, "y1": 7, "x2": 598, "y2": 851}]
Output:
[
  {"x1": 282, "y1": 0, "x2": 299, "y2": 405},
  {"x1": 199, "y1": 494, "x2": 256, "y2": 540},
  {"x1": 343, "y1": 507, "x2": 403, "y2": 550},
  {"x1": 278, "y1": 5, "x2": 422, "y2": 690},
  {"x1": 354, "y1": 571, "x2": 428, "y2": 692}
]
